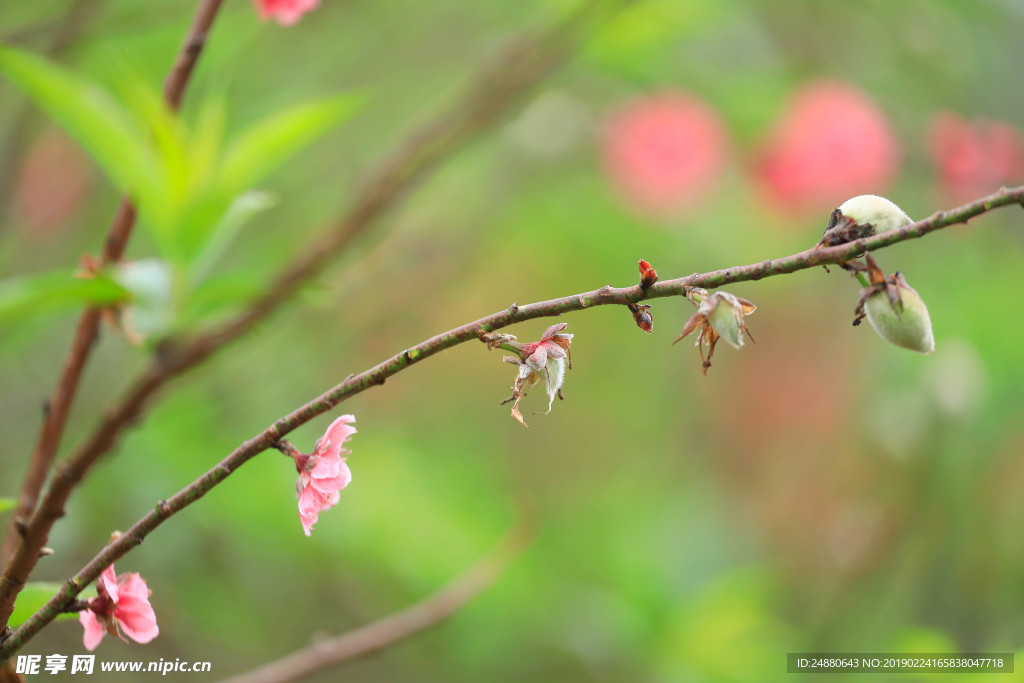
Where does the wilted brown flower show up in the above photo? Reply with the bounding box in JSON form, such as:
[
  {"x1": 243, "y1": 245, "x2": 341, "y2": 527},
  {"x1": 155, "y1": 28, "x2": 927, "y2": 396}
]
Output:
[
  {"x1": 674, "y1": 289, "x2": 756, "y2": 374},
  {"x1": 494, "y1": 323, "x2": 574, "y2": 427}
]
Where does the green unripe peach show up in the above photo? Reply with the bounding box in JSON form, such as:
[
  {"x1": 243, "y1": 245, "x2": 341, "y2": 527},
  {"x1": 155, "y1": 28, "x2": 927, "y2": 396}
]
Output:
[{"x1": 864, "y1": 278, "x2": 934, "y2": 354}]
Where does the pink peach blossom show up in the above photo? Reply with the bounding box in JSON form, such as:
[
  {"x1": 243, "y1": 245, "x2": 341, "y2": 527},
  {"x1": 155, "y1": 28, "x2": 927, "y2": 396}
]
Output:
[
  {"x1": 252, "y1": 0, "x2": 320, "y2": 26},
  {"x1": 290, "y1": 415, "x2": 355, "y2": 536},
  {"x1": 79, "y1": 564, "x2": 158, "y2": 651},
  {"x1": 601, "y1": 92, "x2": 728, "y2": 217},
  {"x1": 754, "y1": 81, "x2": 899, "y2": 214},
  {"x1": 928, "y1": 112, "x2": 1024, "y2": 204}
]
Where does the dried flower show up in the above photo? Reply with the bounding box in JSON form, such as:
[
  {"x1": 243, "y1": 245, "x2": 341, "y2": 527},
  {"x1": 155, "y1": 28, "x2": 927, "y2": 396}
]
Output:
[
  {"x1": 79, "y1": 564, "x2": 158, "y2": 651},
  {"x1": 287, "y1": 415, "x2": 355, "y2": 536},
  {"x1": 638, "y1": 259, "x2": 658, "y2": 289},
  {"x1": 500, "y1": 323, "x2": 573, "y2": 427},
  {"x1": 674, "y1": 289, "x2": 756, "y2": 374}
]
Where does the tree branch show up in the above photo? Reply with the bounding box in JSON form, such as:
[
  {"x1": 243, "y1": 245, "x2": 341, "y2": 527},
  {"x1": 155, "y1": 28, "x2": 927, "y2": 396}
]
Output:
[
  {"x1": 0, "y1": 0, "x2": 226, "y2": 566},
  {"x1": 217, "y1": 521, "x2": 531, "y2": 683},
  {"x1": 0, "y1": 0, "x2": 629, "y2": 633},
  {"x1": 1, "y1": 185, "x2": 1020, "y2": 659}
]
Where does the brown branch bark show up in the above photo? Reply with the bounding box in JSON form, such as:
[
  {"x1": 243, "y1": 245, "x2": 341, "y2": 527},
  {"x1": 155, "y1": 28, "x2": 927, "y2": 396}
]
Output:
[
  {"x1": 0, "y1": 0, "x2": 628, "y2": 635},
  {"x1": 217, "y1": 522, "x2": 531, "y2": 683},
  {"x1": 1, "y1": 185, "x2": 1020, "y2": 660},
  {"x1": 0, "y1": 0, "x2": 226, "y2": 582}
]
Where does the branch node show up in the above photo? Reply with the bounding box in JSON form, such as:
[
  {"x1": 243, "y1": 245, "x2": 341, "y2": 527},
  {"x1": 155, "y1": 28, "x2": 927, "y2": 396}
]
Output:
[
  {"x1": 55, "y1": 463, "x2": 80, "y2": 487},
  {"x1": 508, "y1": 302, "x2": 519, "y2": 315},
  {"x1": 63, "y1": 600, "x2": 89, "y2": 614},
  {"x1": 184, "y1": 34, "x2": 207, "y2": 57},
  {"x1": 273, "y1": 441, "x2": 302, "y2": 459}
]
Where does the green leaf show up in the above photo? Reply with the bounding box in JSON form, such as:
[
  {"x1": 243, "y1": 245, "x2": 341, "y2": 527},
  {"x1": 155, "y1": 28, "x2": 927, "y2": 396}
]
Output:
[
  {"x1": 10, "y1": 582, "x2": 95, "y2": 628},
  {"x1": 0, "y1": 45, "x2": 160, "y2": 204},
  {"x1": 0, "y1": 271, "x2": 131, "y2": 324},
  {"x1": 183, "y1": 270, "x2": 267, "y2": 326},
  {"x1": 190, "y1": 191, "x2": 276, "y2": 284},
  {"x1": 220, "y1": 93, "x2": 362, "y2": 192},
  {"x1": 0, "y1": 498, "x2": 14, "y2": 515}
]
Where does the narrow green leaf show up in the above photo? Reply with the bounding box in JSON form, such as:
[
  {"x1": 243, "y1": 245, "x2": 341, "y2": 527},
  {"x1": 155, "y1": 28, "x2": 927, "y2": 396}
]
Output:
[
  {"x1": 220, "y1": 93, "x2": 362, "y2": 192},
  {"x1": 0, "y1": 271, "x2": 131, "y2": 324},
  {"x1": 0, "y1": 45, "x2": 159, "y2": 203},
  {"x1": 0, "y1": 498, "x2": 14, "y2": 515},
  {"x1": 10, "y1": 582, "x2": 95, "y2": 628},
  {"x1": 189, "y1": 191, "x2": 275, "y2": 286}
]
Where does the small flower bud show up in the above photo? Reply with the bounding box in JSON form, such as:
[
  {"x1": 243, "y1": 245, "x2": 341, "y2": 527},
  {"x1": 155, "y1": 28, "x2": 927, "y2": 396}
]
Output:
[
  {"x1": 638, "y1": 259, "x2": 658, "y2": 289},
  {"x1": 628, "y1": 303, "x2": 653, "y2": 334},
  {"x1": 864, "y1": 274, "x2": 934, "y2": 354}
]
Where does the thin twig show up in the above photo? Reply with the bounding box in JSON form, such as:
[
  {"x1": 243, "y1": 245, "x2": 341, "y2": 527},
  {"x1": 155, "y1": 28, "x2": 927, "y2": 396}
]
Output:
[
  {"x1": 217, "y1": 521, "x2": 532, "y2": 683},
  {"x1": 1, "y1": 185, "x2": 1021, "y2": 659},
  {"x1": 0, "y1": 0, "x2": 226, "y2": 566},
  {"x1": 0, "y1": 0, "x2": 628, "y2": 633}
]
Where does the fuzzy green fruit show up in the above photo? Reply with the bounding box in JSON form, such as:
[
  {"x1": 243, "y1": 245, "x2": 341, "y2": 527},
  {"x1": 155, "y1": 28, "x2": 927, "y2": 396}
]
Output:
[
  {"x1": 864, "y1": 282, "x2": 934, "y2": 354},
  {"x1": 838, "y1": 195, "x2": 912, "y2": 233}
]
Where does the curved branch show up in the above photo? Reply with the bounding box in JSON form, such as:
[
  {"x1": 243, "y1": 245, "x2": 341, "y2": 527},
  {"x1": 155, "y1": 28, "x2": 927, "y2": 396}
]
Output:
[
  {"x1": 0, "y1": 0, "x2": 629, "y2": 635},
  {"x1": 1, "y1": 185, "x2": 1020, "y2": 659},
  {"x1": 218, "y1": 521, "x2": 531, "y2": 683}
]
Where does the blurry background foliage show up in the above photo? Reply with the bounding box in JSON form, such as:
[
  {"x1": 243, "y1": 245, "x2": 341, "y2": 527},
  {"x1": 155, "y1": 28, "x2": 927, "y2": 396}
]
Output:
[{"x1": 1, "y1": 0, "x2": 1023, "y2": 681}]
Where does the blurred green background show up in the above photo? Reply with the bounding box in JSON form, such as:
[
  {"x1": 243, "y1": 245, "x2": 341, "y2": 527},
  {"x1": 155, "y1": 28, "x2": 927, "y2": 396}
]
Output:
[{"x1": 2, "y1": 1, "x2": 1024, "y2": 681}]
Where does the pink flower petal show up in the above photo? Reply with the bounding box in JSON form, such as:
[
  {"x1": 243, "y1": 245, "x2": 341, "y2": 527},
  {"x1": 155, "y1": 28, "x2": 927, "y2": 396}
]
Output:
[
  {"x1": 298, "y1": 486, "x2": 334, "y2": 536},
  {"x1": 539, "y1": 340, "x2": 566, "y2": 360},
  {"x1": 540, "y1": 323, "x2": 568, "y2": 341},
  {"x1": 113, "y1": 573, "x2": 159, "y2": 644},
  {"x1": 315, "y1": 415, "x2": 357, "y2": 459},
  {"x1": 311, "y1": 465, "x2": 352, "y2": 495},
  {"x1": 80, "y1": 610, "x2": 105, "y2": 651},
  {"x1": 99, "y1": 565, "x2": 118, "y2": 604},
  {"x1": 310, "y1": 453, "x2": 341, "y2": 479},
  {"x1": 115, "y1": 603, "x2": 159, "y2": 644},
  {"x1": 252, "y1": 0, "x2": 320, "y2": 25},
  {"x1": 525, "y1": 345, "x2": 548, "y2": 372}
]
